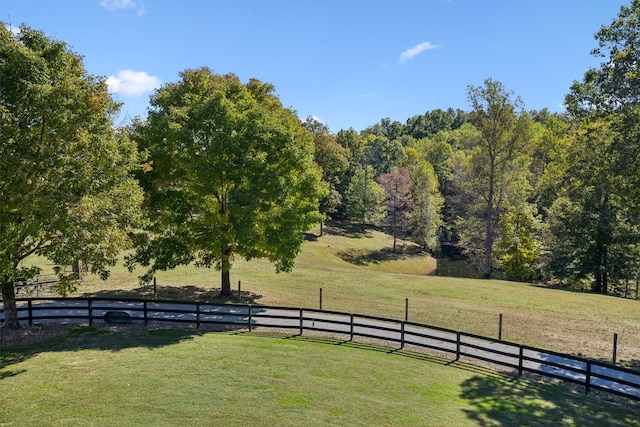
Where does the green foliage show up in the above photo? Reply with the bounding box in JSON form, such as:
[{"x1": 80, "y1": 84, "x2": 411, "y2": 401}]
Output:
[
  {"x1": 409, "y1": 161, "x2": 444, "y2": 252},
  {"x1": 128, "y1": 68, "x2": 326, "y2": 295},
  {"x1": 363, "y1": 136, "x2": 408, "y2": 175},
  {"x1": 494, "y1": 204, "x2": 542, "y2": 281},
  {"x1": 566, "y1": 0, "x2": 640, "y2": 118},
  {"x1": 345, "y1": 164, "x2": 386, "y2": 231},
  {"x1": 543, "y1": 120, "x2": 640, "y2": 293},
  {"x1": 452, "y1": 79, "x2": 533, "y2": 276},
  {"x1": 0, "y1": 24, "x2": 144, "y2": 328},
  {"x1": 304, "y1": 116, "x2": 349, "y2": 219}
]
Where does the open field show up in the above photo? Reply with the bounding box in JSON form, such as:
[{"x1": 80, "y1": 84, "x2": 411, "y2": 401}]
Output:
[
  {"x1": 1, "y1": 326, "x2": 639, "y2": 426},
  {"x1": 26, "y1": 221, "x2": 640, "y2": 365}
]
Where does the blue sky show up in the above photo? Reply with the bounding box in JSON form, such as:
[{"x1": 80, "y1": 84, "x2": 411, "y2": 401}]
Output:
[{"x1": 3, "y1": 1, "x2": 626, "y2": 132}]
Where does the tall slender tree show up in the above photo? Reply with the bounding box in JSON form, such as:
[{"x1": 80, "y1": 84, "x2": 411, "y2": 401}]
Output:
[
  {"x1": 409, "y1": 161, "x2": 444, "y2": 252},
  {"x1": 378, "y1": 167, "x2": 413, "y2": 251},
  {"x1": 346, "y1": 164, "x2": 386, "y2": 232},
  {"x1": 459, "y1": 79, "x2": 532, "y2": 277}
]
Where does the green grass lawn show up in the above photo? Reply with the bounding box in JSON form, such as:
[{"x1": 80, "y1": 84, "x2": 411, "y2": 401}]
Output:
[
  {"x1": 1, "y1": 326, "x2": 639, "y2": 426},
  {"x1": 33, "y1": 221, "x2": 636, "y2": 366}
]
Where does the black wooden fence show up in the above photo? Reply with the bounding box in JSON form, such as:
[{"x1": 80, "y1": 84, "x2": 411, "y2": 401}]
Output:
[{"x1": 2, "y1": 297, "x2": 640, "y2": 401}]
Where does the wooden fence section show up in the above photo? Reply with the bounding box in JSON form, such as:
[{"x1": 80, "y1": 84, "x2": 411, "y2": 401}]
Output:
[
  {"x1": 3, "y1": 297, "x2": 640, "y2": 401},
  {"x1": 13, "y1": 275, "x2": 60, "y2": 297}
]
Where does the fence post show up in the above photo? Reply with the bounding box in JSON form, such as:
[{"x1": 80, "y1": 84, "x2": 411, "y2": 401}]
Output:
[
  {"x1": 153, "y1": 277, "x2": 157, "y2": 300},
  {"x1": 248, "y1": 304, "x2": 252, "y2": 332},
  {"x1": 237, "y1": 281, "x2": 241, "y2": 301},
  {"x1": 196, "y1": 303, "x2": 201, "y2": 329},
  {"x1": 585, "y1": 360, "x2": 592, "y2": 395},
  {"x1": 455, "y1": 331, "x2": 461, "y2": 361},
  {"x1": 498, "y1": 313, "x2": 503, "y2": 340},
  {"x1": 400, "y1": 321, "x2": 405, "y2": 349},
  {"x1": 350, "y1": 313, "x2": 354, "y2": 341},
  {"x1": 144, "y1": 301, "x2": 148, "y2": 326},
  {"x1": 518, "y1": 345, "x2": 524, "y2": 375},
  {"x1": 319, "y1": 288, "x2": 323, "y2": 310},
  {"x1": 613, "y1": 333, "x2": 618, "y2": 365},
  {"x1": 299, "y1": 308, "x2": 304, "y2": 335},
  {"x1": 405, "y1": 298, "x2": 408, "y2": 322},
  {"x1": 88, "y1": 299, "x2": 93, "y2": 327},
  {"x1": 28, "y1": 299, "x2": 33, "y2": 326}
]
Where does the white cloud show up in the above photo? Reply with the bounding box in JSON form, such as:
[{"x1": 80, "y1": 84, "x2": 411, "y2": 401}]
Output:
[
  {"x1": 100, "y1": 0, "x2": 146, "y2": 16},
  {"x1": 8, "y1": 25, "x2": 20, "y2": 35},
  {"x1": 399, "y1": 41, "x2": 439, "y2": 64},
  {"x1": 106, "y1": 70, "x2": 161, "y2": 96}
]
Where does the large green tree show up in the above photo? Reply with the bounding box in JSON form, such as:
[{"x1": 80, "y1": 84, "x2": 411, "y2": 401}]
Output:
[
  {"x1": 559, "y1": 1, "x2": 640, "y2": 294},
  {"x1": 544, "y1": 120, "x2": 640, "y2": 294},
  {"x1": 128, "y1": 68, "x2": 326, "y2": 296},
  {"x1": 0, "y1": 24, "x2": 144, "y2": 329}
]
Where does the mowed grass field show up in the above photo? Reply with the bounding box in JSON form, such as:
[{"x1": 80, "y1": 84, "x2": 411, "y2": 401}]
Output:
[
  {"x1": 1, "y1": 327, "x2": 639, "y2": 426},
  {"x1": 5, "y1": 220, "x2": 640, "y2": 425},
  {"x1": 61, "y1": 220, "x2": 640, "y2": 366}
]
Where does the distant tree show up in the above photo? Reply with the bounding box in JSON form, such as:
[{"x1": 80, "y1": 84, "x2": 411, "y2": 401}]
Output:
[
  {"x1": 406, "y1": 108, "x2": 468, "y2": 139},
  {"x1": 363, "y1": 136, "x2": 408, "y2": 175},
  {"x1": 0, "y1": 24, "x2": 144, "y2": 329},
  {"x1": 458, "y1": 79, "x2": 533, "y2": 277},
  {"x1": 362, "y1": 117, "x2": 405, "y2": 141},
  {"x1": 128, "y1": 68, "x2": 326, "y2": 296},
  {"x1": 346, "y1": 165, "x2": 386, "y2": 232},
  {"x1": 379, "y1": 168, "x2": 413, "y2": 251},
  {"x1": 409, "y1": 161, "x2": 444, "y2": 252},
  {"x1": 304, "y1": 117, "x2": 349, "y2": 235}
]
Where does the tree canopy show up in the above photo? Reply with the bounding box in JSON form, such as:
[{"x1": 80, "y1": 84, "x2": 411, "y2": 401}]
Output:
[
  {"x1": 127, "y1": 68, "x2": 326, "y2": 296},
  {"x1": 0, "y1": 24, "x2": 144, "y2": 329}
]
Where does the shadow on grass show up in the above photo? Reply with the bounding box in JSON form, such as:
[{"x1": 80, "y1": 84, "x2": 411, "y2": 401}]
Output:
[
  {"x1": 337, "y1": 244, "x2": 424, "y2": 266},
  {"x1": 460, "y1": 374, "x2": 640, "y2": 426},
  {"x1": 0, "y1": 325, "x2": 216, "y2": 381},
  {"x1": 82, "y1": 285, "x2": 263, "y2": 304},
  {"x1": 323, "y1": 220, "x2": 370, "y2": 239}
]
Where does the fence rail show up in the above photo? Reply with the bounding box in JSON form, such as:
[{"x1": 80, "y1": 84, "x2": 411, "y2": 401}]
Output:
[{"x1": 2, "y1": 297, "x2": 640, "y2": 401}]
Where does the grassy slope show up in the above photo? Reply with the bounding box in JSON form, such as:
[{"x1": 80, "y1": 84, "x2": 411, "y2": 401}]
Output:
[
  {"x1": 1, "y1": 327, "x2": 638, "y2": 426},
  {"x1": 31, "y1": 221, "x2": 640, "y2": 364}
]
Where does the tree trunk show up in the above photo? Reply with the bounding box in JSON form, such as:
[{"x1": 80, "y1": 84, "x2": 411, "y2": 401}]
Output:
[
  {"x1": 220, "y1": 269, "x2": 231, "y2": 296},
  {"x1": 1, "y1": 279, "x2": 21, "y2": 330},
  {"x1": 483, "y1": 164, "x2": 495, "y2": 279},
  {"x1": 593, "y1": 271, "x2": 603, "y2": 293},
  {"x1": 319, "y1": 221, "x2": 324, "y2": 237}
]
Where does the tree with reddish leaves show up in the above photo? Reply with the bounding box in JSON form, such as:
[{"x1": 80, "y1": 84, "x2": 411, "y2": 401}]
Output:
[{"x1": 379, "y1": 168, "x2": 413, "y2": 251}]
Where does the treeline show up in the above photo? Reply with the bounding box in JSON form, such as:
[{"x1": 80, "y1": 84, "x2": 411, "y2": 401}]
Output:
[{"x1": 308, "y1": 58, "x2": 640, "y2": 297}]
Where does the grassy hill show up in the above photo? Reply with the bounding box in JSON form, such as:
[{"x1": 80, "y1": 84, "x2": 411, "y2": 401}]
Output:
[{"x1": 28, "y1": 220, "x2": 640, "y2": 365}]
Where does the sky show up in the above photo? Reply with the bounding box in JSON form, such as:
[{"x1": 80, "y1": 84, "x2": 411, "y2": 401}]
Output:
[{"x1": 3, "y1": 1, "x2": 627, "y2": 132}]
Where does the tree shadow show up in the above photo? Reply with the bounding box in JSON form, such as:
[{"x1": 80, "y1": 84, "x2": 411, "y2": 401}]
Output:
[
  {"x1": 0, "y1": 324, "x2": 215, "y2": 382},
  {"x1": 323, "y1": 219, "x2": 371, "y2": 239},
  {"x1": 337, "y1": 245, "x2": 424, "y2": 266},
  {"x1": 81, "y1": 285, "x2": 263, "y2": 304},
  {"x1": 460, "y1": 374, "x2": 640, "y2": 426}
]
